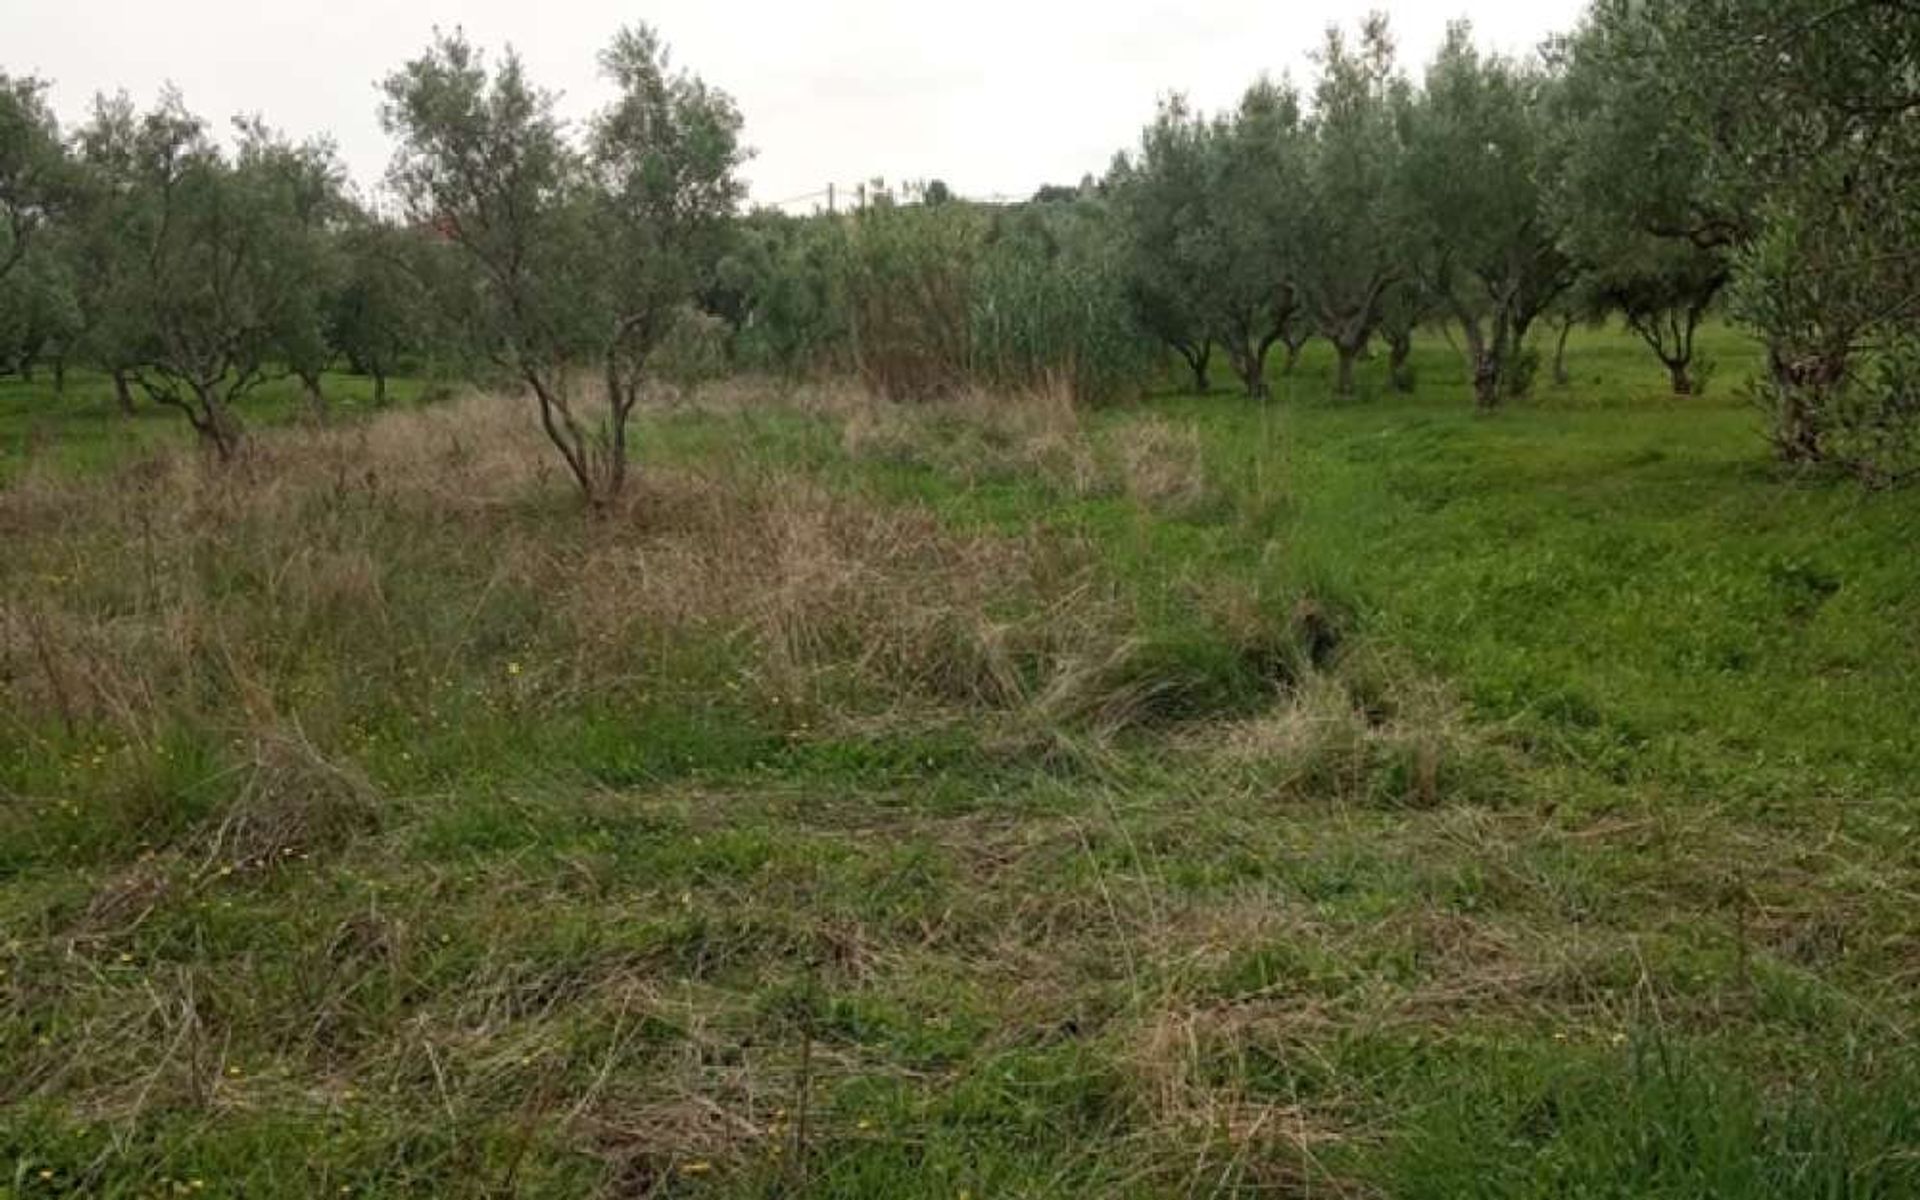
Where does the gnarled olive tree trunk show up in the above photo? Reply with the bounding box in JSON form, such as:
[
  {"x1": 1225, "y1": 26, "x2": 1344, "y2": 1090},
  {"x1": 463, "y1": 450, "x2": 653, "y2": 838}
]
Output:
[
  {"x1": 1386, "y1": 330, "x2": 1415, "y2": 393},
  {"x1": 1551, "y1": 316, "x2": 1574, "y2": 387},
  {"x1": 1175, "y1": 339, "x2": 1212, "y2": 393}
]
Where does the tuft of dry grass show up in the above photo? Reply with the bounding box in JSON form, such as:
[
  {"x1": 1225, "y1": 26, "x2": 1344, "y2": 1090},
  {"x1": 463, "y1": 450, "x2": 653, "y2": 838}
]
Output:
[
  {"x1": 833, "y1": 377, "x2": 1224, "y2": 520},
  {"x1": 1200, "y1": 646, "x2": 1505, "y2": 810},
  {"x1": 198, "y1": 730, "x2": 383, "y2": 874},
  {"x1": 1112, "y1": 417, "x2": 1220, "y2": 518}
]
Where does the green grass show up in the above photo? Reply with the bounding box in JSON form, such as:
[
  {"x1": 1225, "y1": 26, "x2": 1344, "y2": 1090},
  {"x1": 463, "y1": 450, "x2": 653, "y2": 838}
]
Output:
[
  {"x1": 1166, "y1": 324, "x2": 1920, "y2": 803},
  {"x1": 0, "y1": 369, "x2": 437, "y2": 483},
  {"x1": 2, "y1": 329, "x2": 1916, "y2": 1198}
]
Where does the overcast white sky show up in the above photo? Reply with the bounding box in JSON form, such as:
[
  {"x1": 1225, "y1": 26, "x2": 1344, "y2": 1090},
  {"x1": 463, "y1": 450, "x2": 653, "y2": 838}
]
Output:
[{"x1": 6, "y1": 0, "x2": 1587, "y2": 208}]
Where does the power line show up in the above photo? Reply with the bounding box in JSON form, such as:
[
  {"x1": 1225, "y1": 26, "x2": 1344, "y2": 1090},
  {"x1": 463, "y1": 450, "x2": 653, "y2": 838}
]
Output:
[
  {"x1": 753, "y1": 180, "x2": 1034, "y2": 214},
  {"x1": 763, "y1": 188, "x2": 830, "y2": 208}
]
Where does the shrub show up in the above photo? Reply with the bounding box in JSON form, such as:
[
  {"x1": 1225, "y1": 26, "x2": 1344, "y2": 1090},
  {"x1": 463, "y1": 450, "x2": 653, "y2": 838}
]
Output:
[
  {"x1": 972, "y1": 249, "x2": 1154, "y2": 408},
  {"x1": 736, "y1": 200, "x2": 1158, "y2": 407},
  {"x1": 835, "y1": 202, "x2": 982, "y2": 401}
]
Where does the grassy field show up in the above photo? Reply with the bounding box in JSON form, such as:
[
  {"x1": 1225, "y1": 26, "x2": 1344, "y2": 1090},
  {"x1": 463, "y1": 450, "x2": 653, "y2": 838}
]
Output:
[
  {"x1": 0, "y1": 371, "x2": 437, "y2": 484},
  {"x1": 3, "y1": 330, "x2": 1917, "y2": 1198}
]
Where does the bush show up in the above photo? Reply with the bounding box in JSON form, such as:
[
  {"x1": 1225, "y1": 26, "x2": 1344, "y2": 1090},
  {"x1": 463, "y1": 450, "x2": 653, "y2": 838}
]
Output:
[
  {"x1": 715, "y1": 213, "x2": 847, "y2": 380},
  {"x1": 728, "y1": 200, "x2": 1158, "y2": 407}
]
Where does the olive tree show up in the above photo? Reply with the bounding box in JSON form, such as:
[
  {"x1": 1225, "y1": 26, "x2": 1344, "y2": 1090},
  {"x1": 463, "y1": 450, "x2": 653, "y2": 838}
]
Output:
[
  {"x1": 1375, "y1": 278, "x2": 1433, "y2": 394},
  {"x1": 235, "y1": 120, "x2": 348, "y2": 418},
  {"x1": 329, "y1": 213, "x2": 432, "y2": 406},
  {"x1": 1712, "y1": 0, "x2": 1919, "y2": 477},
  {"x1": 1550, "y1": 17, "x2": 1731, "y2": 395},
  {"x1": 1297, "y1": 16, "x2": 1410, "y2": 397},
  {"x1": 1567, "y1": 0, "x2": 1918, "y2": 475},
  {"x1": 0, "y1": 74, "x2": 67, "y2": 285},
  {"x1": 383, "y1": 36, "x2": 603, "y2": 494},
  {"x1": 1587, "y1": 241, "x2": 1725, "y2": 395},
  {"x1": 1404, "y1": 26, "x2": 1572, "y2": 409},
  {"x1": 1207, "y1": 78, "x2": 1311, "y2": 398},
  {"x1": 0, "y1": 248, "x2": 79, "y2": 385},
  {"x1": 586, "y1": 25, "x2": 747, "y2": 489},
  {"x1": 0, "y1": 77, "x2": 76, "y2": 381},
  {"x1": 381, "y1": 25, "x2": 745, "y2": 505},
  {"x1": 65, "y1": 93, "x2": 146, "y2": 413},
  {"x1": 77, "y1": 92, "x2": 340, "y2": 457},
  {"x1": 1108, "y1": 96, "x2": 1223, "y2": 393},
  {"x1": 1111, "y1": 84, "x2": 1308, "y2": 399}
]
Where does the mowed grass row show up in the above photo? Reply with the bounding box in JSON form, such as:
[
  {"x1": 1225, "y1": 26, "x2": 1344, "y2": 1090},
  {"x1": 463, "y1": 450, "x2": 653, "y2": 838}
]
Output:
[{"x1": 2, "y1": 328, "x2": 1918, "y2": 1197}]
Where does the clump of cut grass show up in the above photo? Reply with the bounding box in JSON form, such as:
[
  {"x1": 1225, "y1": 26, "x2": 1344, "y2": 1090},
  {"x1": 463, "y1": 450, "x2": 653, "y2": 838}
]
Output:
[
  {"x1": 198, "y1": 730, "x2": 382, "y2": 874},
  {"x1": 1127, "y1": 1002, "x2": 1361, "y2": 1193},
  {"x1": 833, "y1": 379, "x2": 1225, "y2": 522},
  {"x1": 1210, "y1": 659, "x2": 1509, "y2": 809}
]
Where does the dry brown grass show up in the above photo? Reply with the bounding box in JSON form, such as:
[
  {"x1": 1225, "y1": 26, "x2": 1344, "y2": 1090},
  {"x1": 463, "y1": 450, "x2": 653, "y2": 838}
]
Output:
[
  {"x1": 0, "y1": 385, "x2": 1298, "y2": 783},
  {"x1": 1186, "y1": 636, "x2": 1518, "y2": 811},
  {"x1": 839, "y1": 379, "x2": 1103, "y2": 495},
  {"x1": 1112, "y1": 418, "x2": 1219, "y2": 518},
  {"x1": 1129, "y1": 1002, "x2": 1368, "y2": 1194}
]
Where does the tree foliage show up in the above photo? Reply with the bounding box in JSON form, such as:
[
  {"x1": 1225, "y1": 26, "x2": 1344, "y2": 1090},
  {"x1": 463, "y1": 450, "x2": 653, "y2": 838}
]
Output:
[
  {"x1": 1567, "y1": 0, "x2": 1919, "y2": 474},
  {"x1": 1108, "y1": 97, "x2": 1226, "y2": 393},
  {"x1": 382, "y1": 26, "x2": 744, "y2": 502},
  {"x1": 711, "y1": 211, "x2": 847, "y2": 380},
  {"x1": 1403, "y1": 25, "x2": 1572, "y2": 409},
  {"x1": 1297, "y1": 15, "x2": 1409, "y2": 396},
  {"x1": 329, "y1": 212, "x2": 435, "y2": 406},
  {"x1": 58, "y1": 91, "x2": 344, "y2": 456},
  {"x1": 1551, "y1": 18, "x2": 1731, "y2": 395},
  {"x1": 0, "y1": 73, "x2": 68, "y2": 285},
  {"x1": 1, "y1": 2, "x2": 1915, "y2": 490}
]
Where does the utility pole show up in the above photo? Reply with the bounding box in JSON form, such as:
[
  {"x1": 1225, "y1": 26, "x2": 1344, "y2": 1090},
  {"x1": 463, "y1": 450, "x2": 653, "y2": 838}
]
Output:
[{"x1": 827, "y1": 182, "x2": 835, "y2": 215}]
